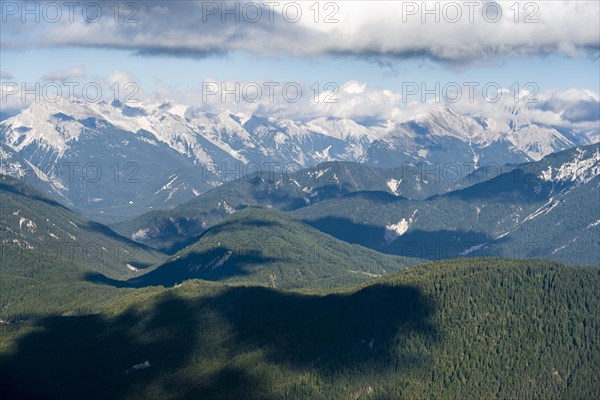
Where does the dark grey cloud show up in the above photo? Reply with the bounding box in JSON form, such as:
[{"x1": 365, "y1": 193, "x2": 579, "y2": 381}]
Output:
[
  {"x1": 1, "y1": 1, "x2": 598, "y2": 65},
  {"x1": 537, "y1": 94, "x2": 600, "y2": 124},
  {"x1": 561, "y1": 100, "x2": 600, "y2": 123}
]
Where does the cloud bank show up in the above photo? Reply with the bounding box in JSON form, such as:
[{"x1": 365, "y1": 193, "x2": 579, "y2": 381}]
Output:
[
  {"x1": 3, "y1": 74, "x2": 597, "y2": 142},
  {"x1": 1, "y1": 1, "x2": 598, "y2": 64}
]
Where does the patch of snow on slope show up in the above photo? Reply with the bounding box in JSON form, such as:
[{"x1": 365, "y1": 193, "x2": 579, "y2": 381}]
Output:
[
  {"x1": 541, "y1": 147, "x2": 600, "y2": 184},
  {"x1": 460, "y1": 243, "x2": 486, "y2": 256},
  {"x1": 551, "y1": 234, "x2": 582, "y2": 255},
  {"x1": 127, "y1": 264, "x2": 139, "y2": 271},
  {"x1": 154, "y1": 174, "x2": 179, "y2": 195},
  {"x1": 315, "y1": 145, "x2": 333, "y2": 160},
  {"x1": 274, "y1": 132, "x2": 287, "y2": 146},
  {"x1": 587, "y1": 219, "x2": 600, "y2": 229},
  {"x1": 131, "y1": 228, "x2": 150, "y2": 242},
  {"x1": 217, "y1": 201, "x2": 235, "y2": 214},
  {"x1": 315, "y1": 168, "x2": 327, "y2": 179},
  {"x1": 19, "y1": 217, "x2": 36, "y2": 233},
  {"x1": 522, "y1": 198, "x2": 558, "y2": 224},
  {"x1": 384, "y1": 210, "x2": 418, "y2": 244},
  {"x1": 387, "y1": 178, "x2": 402, "y2": 195}
]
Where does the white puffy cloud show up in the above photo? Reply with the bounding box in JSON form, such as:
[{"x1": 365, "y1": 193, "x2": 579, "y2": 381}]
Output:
[
  {"x1": 145, "y1": 76, "x2": 599, "y2": 138},
  {"x1": 0, "y1": 69, "x2": 142, "y2": 111}
]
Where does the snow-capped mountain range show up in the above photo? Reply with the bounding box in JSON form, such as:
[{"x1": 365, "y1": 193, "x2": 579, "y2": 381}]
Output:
[{"x1": 0, "y1": 97, "x2": 596, "y2": 223}]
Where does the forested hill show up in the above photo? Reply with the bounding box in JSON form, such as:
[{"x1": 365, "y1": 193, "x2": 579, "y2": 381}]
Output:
[{"x1": 1, "y1": 258, "x2": 598, "y2": 399}]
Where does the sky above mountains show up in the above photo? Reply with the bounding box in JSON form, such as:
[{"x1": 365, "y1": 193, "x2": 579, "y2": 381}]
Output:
[{"x1": 1, "y1": 1, "x2": 599, "y2": 131}]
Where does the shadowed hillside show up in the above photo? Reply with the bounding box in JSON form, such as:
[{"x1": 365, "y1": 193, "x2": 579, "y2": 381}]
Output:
[{"x1": 1, "y1": 258, "x2": 598, "y2": 399}]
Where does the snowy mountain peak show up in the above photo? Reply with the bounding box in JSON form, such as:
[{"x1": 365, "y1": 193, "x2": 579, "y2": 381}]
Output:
[
  {"x1": 0, "y1": 98, "x2": 593, "y2": 222},
  {"x1": 2, "y1": 99, "x2": 88, "y2": 156},
  {"x1": 306, "y1": 117, "x2": 378, "y2": 141}
]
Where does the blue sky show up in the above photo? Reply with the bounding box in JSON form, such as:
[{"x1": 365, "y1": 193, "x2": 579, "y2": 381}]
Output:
[{"x1": 2, "y1": 47, "x2": 598, "y2": 93}]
